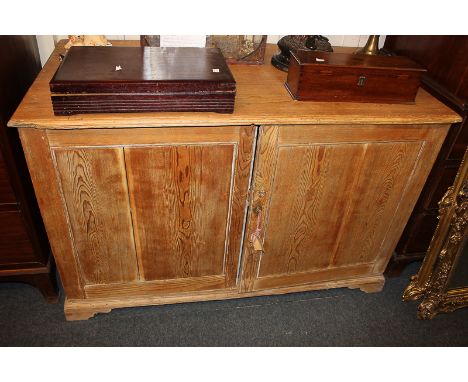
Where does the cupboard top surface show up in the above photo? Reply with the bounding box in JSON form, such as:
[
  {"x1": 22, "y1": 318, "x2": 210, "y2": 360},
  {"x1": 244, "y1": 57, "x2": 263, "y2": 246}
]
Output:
[{"x1": 9, "y1": 41, "x2": 461, "y2": 130}]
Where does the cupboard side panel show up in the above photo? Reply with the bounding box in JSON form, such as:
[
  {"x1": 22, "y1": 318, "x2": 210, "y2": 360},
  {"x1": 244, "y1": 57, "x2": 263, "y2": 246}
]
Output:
[
  {"x1": 18, "y1": 128, "x2": 84, "y2": 298},
  {"x1": 125, "y1": 144, "x2": 234, "y2": 281},
  {"x1": 53, "y1": 147, "x2": 139, "y2": 285}
]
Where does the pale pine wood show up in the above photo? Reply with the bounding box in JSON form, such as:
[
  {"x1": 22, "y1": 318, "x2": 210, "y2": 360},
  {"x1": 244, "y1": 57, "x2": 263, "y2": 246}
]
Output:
[
  {"x1": 8, "y1": 42, "x2": 460, "y2": 130},
  {"x1": 125, "y1": 144, "x2": 233, "y2": 280},
  {"x1": 371, "y1": 126, "x2": 450, "y2": 274},
  {"x1": 242, "y1": 124, "x2": 450, "y2": 292},
  {"x1": 277, "y1": 123, "x2": 437, "y2": 144},
  {"x1": 254, "y1": 264, "x2": 375, "y2": 290},
  {"x1": 240, "y1": 125, "x2": 279, "y2": 292},
  {"x1": 64, "y1": 274, "x2": 385, "y2": 321},
  {"x1": 352, "y1": 281, "x2": 385, "y2": 293},
  {"x1": 46, "y1": 126, "x2": 244, "y2": 147},
  {"x1": 84, "y1": 275, "x2": 226, "y2": 298},
  {"x1": 64, "y1": 305, "x2": 112, "y2": 321},
  {"x1": 259, "y1": 143, "x2": 367, "y2": 275},
  {"x1": 332, "y1": 141, "x2": 423, "y2": 266},
  {"x1": 223, "y1": 126, "x2": 255, "y2": 286},
  {"x1": 53, "y1": 147, "x2": 138, "y2": 285},
  {"x1": 18, "y1": 129, "x2": 84, "y2": 299},
  {"x1": 120, "y1": 125, "x2": 253, "y2": 291}
]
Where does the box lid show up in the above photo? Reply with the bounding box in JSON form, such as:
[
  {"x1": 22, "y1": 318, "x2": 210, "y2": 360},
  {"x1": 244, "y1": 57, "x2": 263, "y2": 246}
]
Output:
[
  {"x1": 291, "y1": 50, "x2": 426, "y2": 72},
  {"x1": 50, "y1": 46, "x2": 236, "y2": 93}
]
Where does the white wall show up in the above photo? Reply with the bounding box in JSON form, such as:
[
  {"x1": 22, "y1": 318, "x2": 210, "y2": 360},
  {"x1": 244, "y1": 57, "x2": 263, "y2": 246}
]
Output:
[
  {"x1": 36, "y1": 35, "x2": 386, "y2": 67},
  {"x1": 36, "y1": 35, "x2": 55, "y2": 66},
  {"x1": 266, "y1": 35, "x2": 386, "y2": 47}
]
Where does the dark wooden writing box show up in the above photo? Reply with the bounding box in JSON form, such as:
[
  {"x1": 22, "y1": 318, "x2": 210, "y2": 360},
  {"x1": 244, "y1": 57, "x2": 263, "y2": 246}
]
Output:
[
  {"x1": 50, "y1": 46, "x2": 236, "y2": 115},
  {"x1": 285, "y1": 50, "x2": 426, "y2": 103}
]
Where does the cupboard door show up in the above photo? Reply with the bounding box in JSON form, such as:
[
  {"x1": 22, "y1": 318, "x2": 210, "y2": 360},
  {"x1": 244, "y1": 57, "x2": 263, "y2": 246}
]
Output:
[
  {"x1": 50, "y1": 125, "x2": 255, "y2": 298},
  {"x1": 241, "y1": 124, "x2": 447, "y2": 292}
]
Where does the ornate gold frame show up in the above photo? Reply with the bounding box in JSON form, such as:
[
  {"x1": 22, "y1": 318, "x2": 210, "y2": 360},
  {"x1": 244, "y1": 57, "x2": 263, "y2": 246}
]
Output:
[{"x1": 403, "y1": 148, "x2": 468, "y2": 319}]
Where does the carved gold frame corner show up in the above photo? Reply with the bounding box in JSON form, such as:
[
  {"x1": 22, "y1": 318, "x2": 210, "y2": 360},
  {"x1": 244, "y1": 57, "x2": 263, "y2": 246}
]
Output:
[{"x1": 402, "y1": 148, "x2": 468, "y2": 319}]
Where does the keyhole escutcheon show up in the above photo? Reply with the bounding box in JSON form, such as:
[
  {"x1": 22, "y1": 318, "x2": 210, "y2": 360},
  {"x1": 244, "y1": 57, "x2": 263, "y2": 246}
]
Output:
[{"x1": 357, "y1": 75, "x2": 366, "y2": 87}]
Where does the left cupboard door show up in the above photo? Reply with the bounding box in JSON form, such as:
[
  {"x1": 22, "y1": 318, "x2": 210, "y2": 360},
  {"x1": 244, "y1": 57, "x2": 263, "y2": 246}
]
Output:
[{"x1": 47, "y1": 125, "x2": 255, "y2": 299}]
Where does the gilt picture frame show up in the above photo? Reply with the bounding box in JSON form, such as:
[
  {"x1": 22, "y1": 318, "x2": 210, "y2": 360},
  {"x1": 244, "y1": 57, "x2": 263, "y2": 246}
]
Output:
[{"x1": 403, "y1": 148, "x2": 468, "y2": 319}]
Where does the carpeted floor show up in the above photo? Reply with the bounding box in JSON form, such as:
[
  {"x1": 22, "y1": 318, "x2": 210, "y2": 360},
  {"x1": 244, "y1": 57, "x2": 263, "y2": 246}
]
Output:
[{"x1": 1, "y1": 262, "x2": 467, "y2": 346}]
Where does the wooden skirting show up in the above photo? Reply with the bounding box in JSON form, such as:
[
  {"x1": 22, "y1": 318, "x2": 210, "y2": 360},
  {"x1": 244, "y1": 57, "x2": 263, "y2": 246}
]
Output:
[{"x1": 65, "y1": 274, "x2": 385, "y2": 321}]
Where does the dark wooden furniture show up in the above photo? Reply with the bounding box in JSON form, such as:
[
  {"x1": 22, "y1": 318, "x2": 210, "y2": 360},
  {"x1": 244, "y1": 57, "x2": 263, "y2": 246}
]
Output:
[
  {"x1": 384, "y1": 36, "x2": 468, "y2": 276},
  {"x1": 50, "y1": 46, "x2": 236, "y2": 115},
  {"x1": 0, "y1": 36, "x2": 58, "y2": 302},
  {"x1": 285, "y1": 51, "x2": 425, "y2": 103}
]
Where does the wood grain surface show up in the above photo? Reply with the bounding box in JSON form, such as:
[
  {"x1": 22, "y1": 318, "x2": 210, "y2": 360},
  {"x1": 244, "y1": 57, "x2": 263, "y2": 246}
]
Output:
[
  {"x1": 332, "y1": 141, "x2": 423, "y2": 266},
  {"x1": 125, "y1": 144, "x2": 233, "y2": 280},
  {"x1": 53, "y1": 148, "x2": 138, "y2": 285},
  {"x1": 286, "y1": 51, "x2": 425, "y2": 104},
  {"x1": 121, "y1": 125, "x2": 254, "y2": 290},
  {"x1": 46, "y1": 126, "x2": 244, "y2": 147},
  {"x1": 243, "y1": 124, "x2": 449, "y2": 291},
  {"x1": 64, "y1": 273, "x2": 385, "y2": 320},
  {"x1": 84, "y1": 275, "x2": 226, "y2": 298},
  {"x1": 18, "y1": 129, "x2": 84, "y2": 298},
  {"x1": 260, "y1": 143, "x2": 366, "y2": 276},
  {"x1": 240, "y1": 125, "x2": 278, "y2": 292},
  {"x1": 8, "y1": 42, "x2": 460, "y2": 130}
]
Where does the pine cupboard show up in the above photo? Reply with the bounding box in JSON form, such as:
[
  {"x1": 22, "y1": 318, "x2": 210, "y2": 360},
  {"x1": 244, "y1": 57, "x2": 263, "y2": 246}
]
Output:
[{"x1": 9, "y1": 41, "x2": 461, "y2": 320}]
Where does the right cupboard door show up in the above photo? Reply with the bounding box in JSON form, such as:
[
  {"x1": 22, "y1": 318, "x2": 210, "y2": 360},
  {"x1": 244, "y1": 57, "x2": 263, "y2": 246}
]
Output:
[{"x1": 241, "y1": 124, "x2": 448, "y2": 292}]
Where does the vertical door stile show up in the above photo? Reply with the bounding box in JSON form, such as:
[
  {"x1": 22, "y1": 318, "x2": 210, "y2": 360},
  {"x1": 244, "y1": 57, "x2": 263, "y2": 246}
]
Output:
[
  {"x1": 235, "y1": 125, "x2": 259, "y2": 286},
  {"x1": 122, "y1": 146, "x2": 144, "y2": 282},
  {"x1": 240, "y1": 125, "x2": 279, "y2": 292},
  {"x1": 223, "y1": 125, "x2": 256, "y2": 288}
]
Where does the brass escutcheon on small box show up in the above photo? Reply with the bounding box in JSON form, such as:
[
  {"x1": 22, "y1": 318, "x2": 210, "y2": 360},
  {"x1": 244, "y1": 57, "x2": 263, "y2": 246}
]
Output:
[{"x1": 358, "y1": 75, "x2": 366, "y2": 87}]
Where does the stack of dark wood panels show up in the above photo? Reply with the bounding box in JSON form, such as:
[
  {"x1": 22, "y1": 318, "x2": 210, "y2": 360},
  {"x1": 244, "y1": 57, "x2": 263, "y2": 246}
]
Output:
[{"x1": 49, "y1": 46, "x2": 236, "y2": 115}]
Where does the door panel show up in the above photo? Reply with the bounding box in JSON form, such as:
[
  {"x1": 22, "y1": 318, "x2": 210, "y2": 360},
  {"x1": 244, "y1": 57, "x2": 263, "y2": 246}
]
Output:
[
  {"x1": 242, "y1": 124, "x2": 439, "y2": 292},
  {"x1": 125, "y1": 144, "x2": 234, "y2": 281},
  {"x1": 260, "y1": 143, "x2": 366, "y2": 276},
  {"x1": 332, "y1": 141, "x2": 423, "y2": 266},
  {"x1": 53, "y1": 148, "x2": 138, "y2": 285}
]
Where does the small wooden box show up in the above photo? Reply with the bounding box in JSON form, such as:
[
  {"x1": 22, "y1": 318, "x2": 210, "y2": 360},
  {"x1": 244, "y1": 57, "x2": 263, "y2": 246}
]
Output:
[
  {"x1": 50, "y1": 46, "x2": 236, "y2": 115},
  {"x1": 285, "y1": 50, "x2": 426, "y2": 103}
]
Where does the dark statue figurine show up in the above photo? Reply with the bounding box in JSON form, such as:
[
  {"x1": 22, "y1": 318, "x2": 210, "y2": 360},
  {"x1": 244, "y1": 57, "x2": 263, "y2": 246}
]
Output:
[{"x1": 271, "y1": 35, "x2": 333, "y2": 72}]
